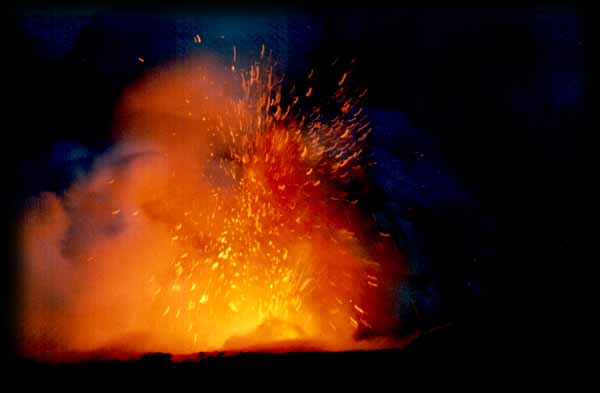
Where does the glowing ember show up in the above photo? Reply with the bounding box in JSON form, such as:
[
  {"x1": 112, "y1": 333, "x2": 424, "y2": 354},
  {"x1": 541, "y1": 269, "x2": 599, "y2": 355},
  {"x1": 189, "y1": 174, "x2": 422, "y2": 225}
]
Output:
[{"x1": 18, "y1": 49, "x2": 407, "y2": 361}]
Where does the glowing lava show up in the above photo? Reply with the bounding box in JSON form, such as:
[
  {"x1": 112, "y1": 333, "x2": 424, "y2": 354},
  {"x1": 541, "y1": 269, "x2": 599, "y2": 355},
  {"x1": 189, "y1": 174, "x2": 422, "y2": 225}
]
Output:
[{"x1": 18, "y1": 49, "x2": 407, "y2": 361}]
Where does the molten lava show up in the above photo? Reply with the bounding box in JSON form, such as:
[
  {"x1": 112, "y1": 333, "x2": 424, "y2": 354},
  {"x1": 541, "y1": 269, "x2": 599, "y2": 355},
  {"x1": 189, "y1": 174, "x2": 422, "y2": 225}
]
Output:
[{"x1": 18, "y1": 50, "x2": 407, "y2": 361}]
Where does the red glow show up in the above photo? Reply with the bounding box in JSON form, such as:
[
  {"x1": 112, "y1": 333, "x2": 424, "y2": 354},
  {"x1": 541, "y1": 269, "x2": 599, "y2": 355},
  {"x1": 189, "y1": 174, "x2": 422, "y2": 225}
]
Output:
[{"x1": 19, "y1": 54, "x2": 408, "y2": 362}]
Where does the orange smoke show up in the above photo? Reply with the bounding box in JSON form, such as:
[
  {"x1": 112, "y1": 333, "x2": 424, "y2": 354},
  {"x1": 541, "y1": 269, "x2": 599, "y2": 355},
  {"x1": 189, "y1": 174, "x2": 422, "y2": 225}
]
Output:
[{"x1": 18, "y1": 53, "x2": 407, "y2": 362}]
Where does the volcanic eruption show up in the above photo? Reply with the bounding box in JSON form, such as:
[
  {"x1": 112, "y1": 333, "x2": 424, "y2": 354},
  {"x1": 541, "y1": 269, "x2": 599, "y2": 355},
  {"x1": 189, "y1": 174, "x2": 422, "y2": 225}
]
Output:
[{"x1": 18, "y1": 48, "x2": 408, "y2": 362}]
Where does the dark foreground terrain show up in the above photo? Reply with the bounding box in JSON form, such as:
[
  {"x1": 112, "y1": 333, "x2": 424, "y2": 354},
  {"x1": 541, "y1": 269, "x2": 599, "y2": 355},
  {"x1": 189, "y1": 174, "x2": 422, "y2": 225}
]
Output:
[{"x1": 9, "y1": 322, "x2": 496, "y2": 385}]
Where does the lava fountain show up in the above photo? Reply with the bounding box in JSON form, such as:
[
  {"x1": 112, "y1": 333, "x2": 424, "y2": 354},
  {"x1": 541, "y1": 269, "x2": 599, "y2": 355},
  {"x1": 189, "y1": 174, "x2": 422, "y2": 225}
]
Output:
[{"x1": 18, "y1": 49, "x2": 408, "y2": 362}]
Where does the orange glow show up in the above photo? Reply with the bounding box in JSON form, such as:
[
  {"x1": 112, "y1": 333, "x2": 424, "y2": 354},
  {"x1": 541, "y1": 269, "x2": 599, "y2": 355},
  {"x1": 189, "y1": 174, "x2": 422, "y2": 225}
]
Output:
[{"x1": 18, "y1": 53, "x2": 408, "y2": 362}]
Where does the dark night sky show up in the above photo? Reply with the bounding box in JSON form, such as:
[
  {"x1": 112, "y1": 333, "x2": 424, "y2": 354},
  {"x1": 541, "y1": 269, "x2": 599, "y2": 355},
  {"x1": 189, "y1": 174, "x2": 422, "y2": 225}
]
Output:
[{"x1": 4, "y1": 3, "x2": 586, "y2": 368}]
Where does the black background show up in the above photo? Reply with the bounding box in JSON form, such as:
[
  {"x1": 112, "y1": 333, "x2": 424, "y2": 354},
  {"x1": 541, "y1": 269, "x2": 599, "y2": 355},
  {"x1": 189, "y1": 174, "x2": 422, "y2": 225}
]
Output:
[{"x1": 3, "y1": 0, "x2": 587, "y2": 381}]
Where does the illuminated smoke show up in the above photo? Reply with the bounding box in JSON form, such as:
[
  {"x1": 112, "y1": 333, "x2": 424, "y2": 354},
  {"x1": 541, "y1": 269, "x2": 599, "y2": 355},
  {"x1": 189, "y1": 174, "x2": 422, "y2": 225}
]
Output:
[{"x1": 18, "y1": 51, "x2": 407, "y2": 361}]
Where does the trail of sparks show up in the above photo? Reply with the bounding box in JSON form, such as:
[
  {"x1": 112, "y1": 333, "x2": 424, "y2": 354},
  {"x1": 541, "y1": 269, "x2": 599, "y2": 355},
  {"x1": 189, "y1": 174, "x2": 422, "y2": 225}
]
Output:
[{"x1": 135, "y1": 52, "x2": 401, "y2": 351}]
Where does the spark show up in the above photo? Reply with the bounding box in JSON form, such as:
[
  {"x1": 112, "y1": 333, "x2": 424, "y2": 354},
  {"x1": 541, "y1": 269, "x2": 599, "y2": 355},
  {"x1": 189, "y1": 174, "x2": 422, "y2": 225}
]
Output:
[{"x1": 354, "y1": 305, "x2": 366, "y2": 314}]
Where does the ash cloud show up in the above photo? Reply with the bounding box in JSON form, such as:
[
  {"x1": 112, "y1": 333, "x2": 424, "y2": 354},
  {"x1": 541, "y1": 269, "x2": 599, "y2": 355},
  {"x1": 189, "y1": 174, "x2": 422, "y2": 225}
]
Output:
[{"x1": 18, "y1": 56, "x2": 406, "y2": 361}]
